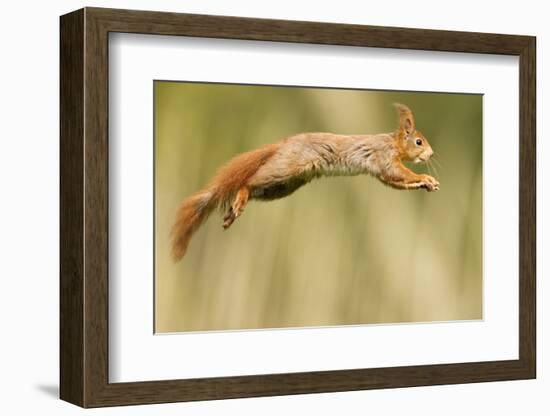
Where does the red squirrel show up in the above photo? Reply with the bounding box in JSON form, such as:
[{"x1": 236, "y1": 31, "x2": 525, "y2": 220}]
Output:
[{"x1": 171, "y1": 103, "x2": 439, "y2": 261}]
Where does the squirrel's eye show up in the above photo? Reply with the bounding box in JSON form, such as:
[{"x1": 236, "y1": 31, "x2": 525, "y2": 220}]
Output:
[{"x1": 415, "y1": 139, "x2": 423, "y2": 146}]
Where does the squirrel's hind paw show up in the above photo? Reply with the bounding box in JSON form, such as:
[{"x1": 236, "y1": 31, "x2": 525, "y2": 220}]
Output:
[{"x1": 222, "y1": 209, "x2": 236, "y2": 229}]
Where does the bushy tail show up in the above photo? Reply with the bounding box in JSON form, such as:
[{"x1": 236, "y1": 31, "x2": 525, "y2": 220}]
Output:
[
  {"x1": 170, "y1": 142, "x2": 280, "y2": 262},
  {"x1": 170, "y1": 189, "x2": 218, "y2": 261}
]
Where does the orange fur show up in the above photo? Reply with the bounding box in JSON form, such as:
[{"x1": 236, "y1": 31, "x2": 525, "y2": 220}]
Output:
[
  {"x1": 170, "y1": 143, "x2": 279, "y2": 261},
  {"x1": 170, "y1": 190, "x2": 217, "y2": 261},
  {"x1": 209, "y1": 143, "x2": 280, "y2": 209},
  {"x1": 170, "y1": 103, "x2": 439, "y2": 262}
]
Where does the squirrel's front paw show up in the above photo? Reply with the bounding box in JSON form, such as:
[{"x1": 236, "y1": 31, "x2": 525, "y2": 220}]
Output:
[{"x1": 421, "y1": 174, "x2": 440, "y2": 192}]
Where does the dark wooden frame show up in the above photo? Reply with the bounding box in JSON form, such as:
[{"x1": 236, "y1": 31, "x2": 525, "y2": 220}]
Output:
[{"x1": 60, "y1": 7, "x2": 536, "y2": 408}]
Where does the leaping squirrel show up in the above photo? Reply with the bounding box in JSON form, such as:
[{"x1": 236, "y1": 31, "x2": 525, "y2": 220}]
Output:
[{"x1": 171, "y1": 103, "x2": 439, "y2": 261}]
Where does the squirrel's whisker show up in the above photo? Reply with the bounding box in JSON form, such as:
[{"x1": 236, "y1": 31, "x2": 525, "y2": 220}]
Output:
[
  {"x1": 426, "y1": 160, "x2": 433, "y2": 177},
  {"x1": 434, "y1": 162, "x2": 441, "y2": 178},
  {"x1": 432, "y1": 155, "x2": 443, "y2": 170},
  {"x1": 429, "y1": 159, "x2": 440, "y2": 178}
]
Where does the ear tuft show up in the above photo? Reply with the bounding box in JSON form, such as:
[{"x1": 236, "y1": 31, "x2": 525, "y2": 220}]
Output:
[{"x1": 393, "y1": 103, "x2": 416, "y2": 135}]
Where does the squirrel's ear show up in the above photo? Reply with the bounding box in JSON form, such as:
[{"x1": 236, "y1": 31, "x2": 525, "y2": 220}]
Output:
[{"x1": 394, "y1": 103, "x2": 415, "y2": 135}]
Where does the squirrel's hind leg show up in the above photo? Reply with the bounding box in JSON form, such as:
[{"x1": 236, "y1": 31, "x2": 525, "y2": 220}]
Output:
[{"x1": 223, "y1": 187, "x2": 250, "y2": 229}]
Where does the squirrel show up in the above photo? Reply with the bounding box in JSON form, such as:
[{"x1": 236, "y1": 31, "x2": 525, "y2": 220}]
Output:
[{"x1": 171, "y1": 103, "x2": 439, "y2": 261}]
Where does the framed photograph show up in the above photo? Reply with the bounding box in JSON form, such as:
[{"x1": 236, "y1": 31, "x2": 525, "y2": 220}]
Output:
[{"x1": 60, "y1": 7, "x2": 536, "y2": 408}]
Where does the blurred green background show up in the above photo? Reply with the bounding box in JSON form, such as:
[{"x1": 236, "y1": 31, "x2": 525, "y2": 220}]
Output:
[{"x1": 154, "y1": 81, "x2": 482, "y2": 333}]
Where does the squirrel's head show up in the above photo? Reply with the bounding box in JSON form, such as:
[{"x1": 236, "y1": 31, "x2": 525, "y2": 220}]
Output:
[{"x1": 393, "y1": 103, "x2": 434, "y2": 164}]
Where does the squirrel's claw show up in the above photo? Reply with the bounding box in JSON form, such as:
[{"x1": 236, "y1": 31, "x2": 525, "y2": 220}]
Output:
[
  {"x1": 421, "y1": 174, "x2": 440, "y2": 192},
  {"x1": 223, "y1": 187, "x2": 249, "y2": 229},
  {"x1": 223, "y1": 209, "x2": 236, "y2": 229}
]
